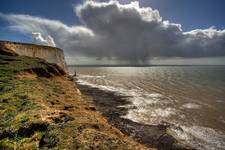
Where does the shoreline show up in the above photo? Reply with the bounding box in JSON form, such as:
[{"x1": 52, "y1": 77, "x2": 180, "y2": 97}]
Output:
[
  {"x1": 0, "y1": 51, "x2": 152, "y2": 149},
  {"x1": 0, "y1": 46, "x2": 195, "y2": 149},
  {"x1": 76, "y1": 80, "x2": 195, "y2": 150}
]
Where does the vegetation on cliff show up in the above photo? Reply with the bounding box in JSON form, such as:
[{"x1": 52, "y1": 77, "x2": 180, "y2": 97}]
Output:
[{"x1": 0, "y1": 50, "x2": 153, "y2": 150}]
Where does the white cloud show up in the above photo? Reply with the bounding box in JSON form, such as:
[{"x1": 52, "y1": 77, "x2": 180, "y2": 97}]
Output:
[
  {"x1": 0, "y1": 0, "x2": 225, "y2": 63},
  {"x1": 32, "y1": 32, "x2": 56, "y2": 47}
]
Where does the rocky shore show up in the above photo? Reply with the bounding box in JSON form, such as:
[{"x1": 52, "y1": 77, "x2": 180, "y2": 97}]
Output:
[
  {"x1": 0, "y1": 49, "x2": 152, "y2": 149},
  {"x1": 76, "y1": 83, "x2": 196, "y2": 150}
]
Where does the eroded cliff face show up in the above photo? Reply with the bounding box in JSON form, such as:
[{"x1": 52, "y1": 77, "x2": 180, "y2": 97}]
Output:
[{"x1": 0, "y1": 41, "x2": 67, "y2": 71}]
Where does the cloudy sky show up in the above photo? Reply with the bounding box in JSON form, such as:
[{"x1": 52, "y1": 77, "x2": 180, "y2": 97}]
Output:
[{"x1": 0, "y1": 0, "x2": 225, "y2": 65}]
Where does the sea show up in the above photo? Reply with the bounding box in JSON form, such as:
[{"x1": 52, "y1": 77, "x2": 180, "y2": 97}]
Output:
[{"x1": 69, "y1": 66, "x2": 225, "y2": 150}]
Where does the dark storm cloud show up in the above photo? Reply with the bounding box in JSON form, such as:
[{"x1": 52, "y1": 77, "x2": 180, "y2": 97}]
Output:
[{"x1": 0, "y1": 0, "x2": 225, "y2": 62}]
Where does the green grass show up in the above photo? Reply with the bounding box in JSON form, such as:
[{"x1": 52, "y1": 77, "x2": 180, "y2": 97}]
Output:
[
  {"x1": 0, "y1": 54, "x2": 51, "y2": 149},
  {"x1": 0, "y1": 53, "x2": 72, "y2": 149},
  {"x1": 0, "y1": 53, "x2": 146, "y2": 150}
]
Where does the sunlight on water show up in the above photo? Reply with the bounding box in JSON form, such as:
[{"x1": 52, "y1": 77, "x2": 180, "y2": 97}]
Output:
[{"x1": 69, "y1": 66, "x2": 225, "y2": 150}]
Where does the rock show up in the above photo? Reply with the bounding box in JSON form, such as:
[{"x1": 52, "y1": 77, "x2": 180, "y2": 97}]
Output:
[{"x1": 157, "y1": 134, "x2": 176, "y2": 149}]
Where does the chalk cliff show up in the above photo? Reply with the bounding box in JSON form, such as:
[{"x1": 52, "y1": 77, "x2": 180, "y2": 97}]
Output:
[{"x1": 0, "y1": 41, "x2": 67, "y2": 71}]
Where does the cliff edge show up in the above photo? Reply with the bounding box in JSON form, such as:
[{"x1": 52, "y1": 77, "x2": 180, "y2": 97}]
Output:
[
  {"x1": 0, "y1": 41, "x2": 67, "y2": 72},
  {"x1": 0, "y1": 46, "x2": 153, "y2": 149}
]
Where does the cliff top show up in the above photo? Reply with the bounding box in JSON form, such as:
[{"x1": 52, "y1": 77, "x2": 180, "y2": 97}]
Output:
[
  {"x1": 0, "y1": 40, "x2": 63, "y2": 52},
  {"x1": 0, "y1": 40, "x2": 68, "y2": 72},
  {"x1": 0, "y1": 48, "x2": 153, "y2": 149}
]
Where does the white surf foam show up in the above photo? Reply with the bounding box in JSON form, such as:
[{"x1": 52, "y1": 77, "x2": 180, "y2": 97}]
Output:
[
  {"x1": 182, "y1": 103, "x2": 201, "y2": 109},
  {"x1": 170, "y1": 125, "x2": 225, "y2": 150},
  {"x1": 77, "y1": 77, "x2": 163, "y2": 105},
  {"x1": 216, "y1": 100, "x2": 224, "y2": 103},
  {"x1": 124, "y1": 107, "x2": 177, "y2": 125},
  {"x1": 76, "y1": 77, "x2": 166, "y2": 122},
  {"x1": 77, "y1": 78, "x2": 126, "y2": 93},
  {"x1": 153, "y1": 108, "x2": 177, "y2": 117},
  {"x1": 77, "y1": 77, "x2": 176, "y2": 122},
  {"x1": 78, "y1": 74, "x2": 106, "y2": 78}
]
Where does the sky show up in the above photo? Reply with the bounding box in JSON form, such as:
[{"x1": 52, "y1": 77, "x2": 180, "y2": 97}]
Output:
[{"x1": 0, "y1": 0, "x2": 225, "y2": 65}]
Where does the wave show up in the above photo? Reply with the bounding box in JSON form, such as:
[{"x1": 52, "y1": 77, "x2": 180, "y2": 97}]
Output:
[
  {"x1": 78, "y1": 74, "x2": 106, "y2": 78},
  {"x1": 75, "y1": 76, "x2": 225, "y2": 150},
  {"x1": 77, "y1": 77, "x2": 164, "y2": 107},
  {"x1": 77, "y1": 76, "x2": 179, "y2": 124},
  {"x1": 182, "y1": 103, "x2": 201, "y2": 109},
  {"x1": 77, "y1": 78, "x2": 125, "y2": 93},
  {"x1": 171, "y1": 126, "x2": 225, "y2": 150}
]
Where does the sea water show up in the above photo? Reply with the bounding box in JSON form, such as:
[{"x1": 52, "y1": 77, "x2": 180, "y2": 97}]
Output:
[{"x1": 69, "y1": 66, "x2": 225, "y2": 150}]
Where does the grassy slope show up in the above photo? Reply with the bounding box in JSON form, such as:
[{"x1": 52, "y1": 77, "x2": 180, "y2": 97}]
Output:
[{"x1": 0, "y1": 53, "x2": 154, "y2": 150}]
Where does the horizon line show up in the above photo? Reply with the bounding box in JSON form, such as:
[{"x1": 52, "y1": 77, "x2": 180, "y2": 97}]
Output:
[{"x1": 67, "y1": 64, "x2": 225, "y2": 67}]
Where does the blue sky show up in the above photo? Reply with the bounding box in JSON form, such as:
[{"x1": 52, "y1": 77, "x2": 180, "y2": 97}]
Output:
[
  {"x1": 0, "y1": 0, "x2": 80, "y2": 26},
  {"x1": 0, "y1": 0, "x2": 225, "y2": 65},
  {"x1": 0, "y1": 0, "x2": 81, "y2": 42}
]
